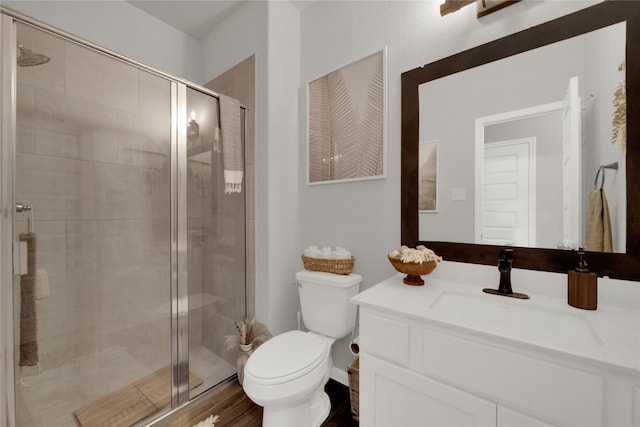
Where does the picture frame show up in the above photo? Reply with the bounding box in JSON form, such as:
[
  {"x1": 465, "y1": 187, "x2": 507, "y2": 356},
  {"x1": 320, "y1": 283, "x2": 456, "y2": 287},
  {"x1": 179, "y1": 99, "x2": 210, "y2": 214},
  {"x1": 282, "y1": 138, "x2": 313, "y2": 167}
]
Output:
[
  {"x1": 307, "y1": 49, "x2": 387, "y2": 184},
  {"x1": 419, "y1": 140, "x2": 438, "y2": 212}
]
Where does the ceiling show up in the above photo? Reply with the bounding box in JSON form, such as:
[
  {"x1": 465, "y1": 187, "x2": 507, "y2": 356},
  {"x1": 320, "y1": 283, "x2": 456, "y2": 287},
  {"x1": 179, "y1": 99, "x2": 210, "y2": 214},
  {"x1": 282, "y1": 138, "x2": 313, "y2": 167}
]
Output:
[
  {"x1": 127, "y1": 1, "x2": 247, "y2": 40},
  {"x1": 127, "y1": 0, "x2": 314, "y2": 40}
]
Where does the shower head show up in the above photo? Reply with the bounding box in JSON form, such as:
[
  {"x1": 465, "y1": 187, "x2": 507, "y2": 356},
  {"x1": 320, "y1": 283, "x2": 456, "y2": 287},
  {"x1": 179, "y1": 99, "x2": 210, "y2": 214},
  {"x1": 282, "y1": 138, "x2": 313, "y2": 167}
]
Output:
[{"x1": 17, "y1": 42, "x2": 50, "y2": 67}]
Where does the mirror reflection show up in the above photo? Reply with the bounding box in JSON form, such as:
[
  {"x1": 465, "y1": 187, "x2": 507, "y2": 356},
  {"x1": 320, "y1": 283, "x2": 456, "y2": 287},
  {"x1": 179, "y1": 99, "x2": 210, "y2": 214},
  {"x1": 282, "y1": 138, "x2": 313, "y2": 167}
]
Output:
[{"x1": 418, "y1": 21, "x2": 626, "y2": 253}]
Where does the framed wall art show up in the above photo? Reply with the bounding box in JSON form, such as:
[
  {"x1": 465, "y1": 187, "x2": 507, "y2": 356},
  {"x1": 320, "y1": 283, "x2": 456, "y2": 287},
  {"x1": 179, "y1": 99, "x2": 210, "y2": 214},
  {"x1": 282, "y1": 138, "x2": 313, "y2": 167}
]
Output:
[{"x1": 307, "y1": 49, "x2": 387, "y2": 184}]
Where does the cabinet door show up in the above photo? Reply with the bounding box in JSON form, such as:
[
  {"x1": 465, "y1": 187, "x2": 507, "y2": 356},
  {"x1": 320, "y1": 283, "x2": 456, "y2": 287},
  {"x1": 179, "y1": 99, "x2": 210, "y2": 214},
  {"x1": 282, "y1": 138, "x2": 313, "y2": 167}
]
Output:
[
  {"x1": 361, "y1": 354, "x2": 496, "y2": 426},
  {"x1": 498, "y1": 406, "x2": 559, "y2": 427}
]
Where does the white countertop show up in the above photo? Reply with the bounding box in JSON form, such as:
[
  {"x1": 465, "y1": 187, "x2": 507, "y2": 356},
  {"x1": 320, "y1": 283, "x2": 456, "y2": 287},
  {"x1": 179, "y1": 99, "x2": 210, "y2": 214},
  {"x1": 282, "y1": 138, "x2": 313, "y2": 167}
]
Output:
[{"x1": 352, "y1": 273, "x2": 640, "y2": 374}]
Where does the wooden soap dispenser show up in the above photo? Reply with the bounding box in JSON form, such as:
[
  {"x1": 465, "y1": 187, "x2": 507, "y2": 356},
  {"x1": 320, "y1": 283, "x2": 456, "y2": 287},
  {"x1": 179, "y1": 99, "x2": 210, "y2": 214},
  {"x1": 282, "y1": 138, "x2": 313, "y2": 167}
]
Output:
[{"x1": 568, "y1": 250, "x2": 597, "y2": 310}]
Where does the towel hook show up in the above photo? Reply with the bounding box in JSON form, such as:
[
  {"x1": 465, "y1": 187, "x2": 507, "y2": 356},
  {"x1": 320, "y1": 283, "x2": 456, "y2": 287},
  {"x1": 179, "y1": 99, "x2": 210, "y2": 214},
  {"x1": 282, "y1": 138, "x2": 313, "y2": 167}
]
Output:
[{"x1": 594, "y1": 162, "x2": 618, "y2": 190}]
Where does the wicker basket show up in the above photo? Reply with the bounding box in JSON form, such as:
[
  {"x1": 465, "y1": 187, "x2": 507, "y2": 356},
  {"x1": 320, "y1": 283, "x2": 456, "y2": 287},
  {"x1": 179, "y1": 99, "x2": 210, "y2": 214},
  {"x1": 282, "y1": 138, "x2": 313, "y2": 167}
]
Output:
[
  {"x1": 347, "y1": 357, "x2": 359, "y2": 421},
  {"x1": 301, "y1": 255, "x2": 355, "y2": 275}
]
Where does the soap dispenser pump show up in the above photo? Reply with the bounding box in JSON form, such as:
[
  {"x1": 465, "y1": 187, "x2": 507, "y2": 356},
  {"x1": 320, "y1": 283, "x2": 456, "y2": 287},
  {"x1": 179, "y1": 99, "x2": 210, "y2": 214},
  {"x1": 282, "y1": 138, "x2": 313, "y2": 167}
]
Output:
[{"x1": 568, "y1": 250, "x2": 597, "y2": 310}]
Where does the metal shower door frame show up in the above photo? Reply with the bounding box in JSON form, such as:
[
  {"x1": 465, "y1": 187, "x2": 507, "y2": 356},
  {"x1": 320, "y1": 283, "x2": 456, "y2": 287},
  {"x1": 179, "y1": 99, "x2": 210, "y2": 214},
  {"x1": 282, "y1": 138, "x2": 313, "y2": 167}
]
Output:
[{"x1": 0, "y1": 12, "x2": 18, "y2": 427}]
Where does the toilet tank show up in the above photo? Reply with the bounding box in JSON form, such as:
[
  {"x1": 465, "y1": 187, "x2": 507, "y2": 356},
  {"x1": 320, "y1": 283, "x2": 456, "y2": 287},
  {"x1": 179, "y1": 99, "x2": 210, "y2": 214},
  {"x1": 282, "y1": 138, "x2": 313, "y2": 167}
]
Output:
[{"x1": 296, "y1": 270, "x2": 362, "y2": 339}]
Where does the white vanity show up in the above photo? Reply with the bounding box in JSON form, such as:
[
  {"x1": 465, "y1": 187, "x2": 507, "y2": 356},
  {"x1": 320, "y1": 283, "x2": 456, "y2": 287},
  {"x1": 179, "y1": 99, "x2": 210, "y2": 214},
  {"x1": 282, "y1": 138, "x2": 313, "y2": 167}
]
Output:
[{"x1": 351, "y1": 273, "x2": 640, "y2": 427}]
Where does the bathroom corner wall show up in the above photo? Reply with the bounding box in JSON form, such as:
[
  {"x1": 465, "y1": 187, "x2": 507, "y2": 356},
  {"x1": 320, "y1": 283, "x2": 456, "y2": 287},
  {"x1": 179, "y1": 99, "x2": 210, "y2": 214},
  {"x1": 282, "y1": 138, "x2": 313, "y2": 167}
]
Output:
[
  {"x1": 201, "y1": 1, "x2": 302, "y2": 337},
  {"x1": 202, "y1": 2, "x2": 270, "y2": 335},
  {"x1": 264, "y1": 1, "x2": 302, "y2": 335}
]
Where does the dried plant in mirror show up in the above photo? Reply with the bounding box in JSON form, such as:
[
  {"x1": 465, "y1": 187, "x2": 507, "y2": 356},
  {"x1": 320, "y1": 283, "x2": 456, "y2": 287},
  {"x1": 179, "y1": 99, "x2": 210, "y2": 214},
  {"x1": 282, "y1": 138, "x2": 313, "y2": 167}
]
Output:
[{"x1": 612, "y1": 60, "x2": 627, "y2": 150}]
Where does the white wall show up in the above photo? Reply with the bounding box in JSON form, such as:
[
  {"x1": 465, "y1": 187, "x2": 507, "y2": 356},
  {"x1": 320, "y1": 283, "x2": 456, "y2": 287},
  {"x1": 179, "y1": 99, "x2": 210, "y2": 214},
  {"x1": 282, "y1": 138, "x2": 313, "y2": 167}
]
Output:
[
  {"x1": 264, "y1": 2, "x2": 301, "y2": 334},
  {"x1": 300, "y1": 0, "x2": 603, "y2": 276},
  {"x1": 583, "y1": 23, "x2": 626, "y2": 252},
  {"x1": 298, "y1": 0, "x2": 604, "y2": 371},
  {"x1": 2, "y1": 0, "x2": 202, "y2": 82}
]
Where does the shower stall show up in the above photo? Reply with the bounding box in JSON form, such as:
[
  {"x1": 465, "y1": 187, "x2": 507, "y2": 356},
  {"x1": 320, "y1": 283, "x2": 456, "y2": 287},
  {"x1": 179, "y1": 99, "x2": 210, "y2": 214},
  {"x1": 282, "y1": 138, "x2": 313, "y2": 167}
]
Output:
[{"x1": 1, "y1": 9, "x2": 247, "y2": 427}]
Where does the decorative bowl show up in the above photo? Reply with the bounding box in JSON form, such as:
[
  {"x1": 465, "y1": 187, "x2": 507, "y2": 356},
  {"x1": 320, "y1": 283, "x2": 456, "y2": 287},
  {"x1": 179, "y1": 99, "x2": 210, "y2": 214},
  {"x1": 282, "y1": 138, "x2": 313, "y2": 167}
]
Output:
[{"x1": 387, "y1": 255, "x2": 438, "y2": 286}]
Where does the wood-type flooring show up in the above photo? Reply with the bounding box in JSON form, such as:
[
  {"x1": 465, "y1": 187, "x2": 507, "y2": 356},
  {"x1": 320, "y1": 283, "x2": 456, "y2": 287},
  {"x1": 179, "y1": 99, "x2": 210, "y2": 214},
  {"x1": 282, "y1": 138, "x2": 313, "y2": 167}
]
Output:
[{"x1": 166, "y1": 378, "x2": 358, "y2": 427}]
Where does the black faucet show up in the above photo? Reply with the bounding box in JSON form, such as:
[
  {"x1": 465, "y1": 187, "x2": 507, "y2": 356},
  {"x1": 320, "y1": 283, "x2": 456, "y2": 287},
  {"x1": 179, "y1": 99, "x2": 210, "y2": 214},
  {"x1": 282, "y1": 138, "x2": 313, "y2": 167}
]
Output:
[
  {"x1": 482, "y1": 248, "x2": 529, "y2": 299},
  {"x1": 497, "y1": 248, "x2": 514, "y2": 295}
]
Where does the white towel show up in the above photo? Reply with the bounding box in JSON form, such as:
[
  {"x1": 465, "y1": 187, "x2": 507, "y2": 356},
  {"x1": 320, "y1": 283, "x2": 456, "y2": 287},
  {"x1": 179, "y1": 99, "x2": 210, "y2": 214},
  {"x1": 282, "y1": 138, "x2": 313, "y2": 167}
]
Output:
[
  {"x1": 193, "y1": 414, "x2": 219, "y2": 427},
  {"x1": 304, "y1": 246, "x2": 320, "y2": 258},
  {"x1": 219, "y1": 94, "x2": 243, "y2": 194},
  {"x1": 333, "y1": 247, "x2": 352, "y2": 259},
  {"x1": 318, "y1": 247, "x2": 333, "y2": 259}
]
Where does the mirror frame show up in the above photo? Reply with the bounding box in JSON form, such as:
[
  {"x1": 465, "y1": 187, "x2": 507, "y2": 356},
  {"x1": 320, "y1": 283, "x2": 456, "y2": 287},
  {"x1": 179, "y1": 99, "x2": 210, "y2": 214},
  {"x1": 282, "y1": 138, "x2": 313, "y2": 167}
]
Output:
[{"x1": 401, "y1": 1, "x2": 640, "y2": 281}]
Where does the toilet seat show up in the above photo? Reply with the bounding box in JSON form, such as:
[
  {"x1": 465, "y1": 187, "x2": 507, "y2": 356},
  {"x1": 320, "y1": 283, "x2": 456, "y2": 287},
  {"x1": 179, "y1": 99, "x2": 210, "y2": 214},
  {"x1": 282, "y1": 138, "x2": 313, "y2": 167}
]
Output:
[{"x1": 245, "y1": 330, "x2": 330, "y2": 386}]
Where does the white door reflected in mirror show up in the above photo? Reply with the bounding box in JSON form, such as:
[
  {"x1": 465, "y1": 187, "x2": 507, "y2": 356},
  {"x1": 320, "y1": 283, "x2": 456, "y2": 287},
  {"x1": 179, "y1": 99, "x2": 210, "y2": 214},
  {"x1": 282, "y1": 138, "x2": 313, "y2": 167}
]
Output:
[{"x1": 478, "y1": 138, "x2": 535, "y2": 247}]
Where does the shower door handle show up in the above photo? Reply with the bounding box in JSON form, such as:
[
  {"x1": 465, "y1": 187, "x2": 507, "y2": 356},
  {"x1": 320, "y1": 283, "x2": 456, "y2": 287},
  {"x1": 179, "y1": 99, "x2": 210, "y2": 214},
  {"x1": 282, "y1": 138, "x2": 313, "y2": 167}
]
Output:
[
  {"x1": 13, "y1": 203, "x2": 31, "y2": 275},
  {"x1": 16, "y1": 203, "x2": 32, "y2": 213}
]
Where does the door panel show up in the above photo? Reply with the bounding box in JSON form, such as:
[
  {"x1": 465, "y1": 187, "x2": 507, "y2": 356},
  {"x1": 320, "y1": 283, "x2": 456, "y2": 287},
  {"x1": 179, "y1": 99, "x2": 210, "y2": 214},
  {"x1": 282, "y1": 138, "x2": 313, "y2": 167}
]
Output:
[
  {"x1": 561, "y1": 76, "x2": 581, "y2": 249},
  {"x1": 481, "y1": 139, "x2": 535, "y2": 246}
]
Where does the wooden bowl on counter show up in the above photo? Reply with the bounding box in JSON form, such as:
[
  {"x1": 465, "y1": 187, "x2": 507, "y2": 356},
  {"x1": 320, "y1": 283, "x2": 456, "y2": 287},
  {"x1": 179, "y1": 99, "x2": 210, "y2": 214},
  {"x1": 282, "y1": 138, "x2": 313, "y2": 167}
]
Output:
[{"x1": 387, "y1": 255, "x2": 438, "y2": 286}]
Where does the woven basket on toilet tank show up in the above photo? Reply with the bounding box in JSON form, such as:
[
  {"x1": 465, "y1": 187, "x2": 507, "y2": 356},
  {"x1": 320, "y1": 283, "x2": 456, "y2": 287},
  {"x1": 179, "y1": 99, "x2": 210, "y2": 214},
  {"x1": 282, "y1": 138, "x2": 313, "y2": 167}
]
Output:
[{"x1": 301, "y1": 255, "x2": 355, "y2": 275}]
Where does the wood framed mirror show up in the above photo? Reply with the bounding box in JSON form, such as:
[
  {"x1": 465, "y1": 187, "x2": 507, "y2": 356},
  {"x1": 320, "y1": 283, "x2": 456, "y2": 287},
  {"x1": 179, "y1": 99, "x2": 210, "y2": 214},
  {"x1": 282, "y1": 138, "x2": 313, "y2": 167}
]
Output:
[{"x1": 401, "y1": 1, "x2": 640, "y2": 281}]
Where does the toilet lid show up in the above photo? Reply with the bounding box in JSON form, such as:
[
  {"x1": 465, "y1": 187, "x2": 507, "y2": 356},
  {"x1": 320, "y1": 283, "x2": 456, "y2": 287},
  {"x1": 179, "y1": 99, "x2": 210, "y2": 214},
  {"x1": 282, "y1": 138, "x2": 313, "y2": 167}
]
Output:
[{"x1": 245, "y1": 330, "x2": 329, "y2": 383}]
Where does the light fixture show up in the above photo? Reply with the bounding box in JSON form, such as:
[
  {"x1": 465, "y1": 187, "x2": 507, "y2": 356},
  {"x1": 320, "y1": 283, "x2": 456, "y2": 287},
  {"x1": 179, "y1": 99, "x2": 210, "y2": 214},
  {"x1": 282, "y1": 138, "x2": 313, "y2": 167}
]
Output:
[
  {"x1": 187, "y1": 110, "x2": 199, "y2": 143},
  {"x1": 440, "y1": 0, "x2": 520, "y2": 17}
]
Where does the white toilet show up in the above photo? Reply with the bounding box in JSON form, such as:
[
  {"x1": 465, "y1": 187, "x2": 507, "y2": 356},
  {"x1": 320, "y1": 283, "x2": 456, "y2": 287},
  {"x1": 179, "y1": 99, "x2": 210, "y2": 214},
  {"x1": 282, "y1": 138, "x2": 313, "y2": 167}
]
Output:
[{"x1": 242, "y1": 270, "x2": 362, "y2": 427}]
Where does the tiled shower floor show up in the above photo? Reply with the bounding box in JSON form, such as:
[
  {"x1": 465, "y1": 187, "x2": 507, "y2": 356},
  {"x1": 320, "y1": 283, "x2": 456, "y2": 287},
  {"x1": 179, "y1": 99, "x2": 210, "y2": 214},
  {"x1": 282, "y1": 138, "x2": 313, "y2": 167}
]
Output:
[{"x1": 16, "y1": 345, "x2": 235, "y2": 427}]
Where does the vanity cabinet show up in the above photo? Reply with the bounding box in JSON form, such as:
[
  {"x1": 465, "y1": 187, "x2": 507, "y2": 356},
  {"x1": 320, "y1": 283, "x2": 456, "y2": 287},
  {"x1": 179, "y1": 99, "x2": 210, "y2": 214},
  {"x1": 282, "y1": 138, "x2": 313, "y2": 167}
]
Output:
[{"x1": 353, "y1": 275, "x2": 640, "y2": 427}]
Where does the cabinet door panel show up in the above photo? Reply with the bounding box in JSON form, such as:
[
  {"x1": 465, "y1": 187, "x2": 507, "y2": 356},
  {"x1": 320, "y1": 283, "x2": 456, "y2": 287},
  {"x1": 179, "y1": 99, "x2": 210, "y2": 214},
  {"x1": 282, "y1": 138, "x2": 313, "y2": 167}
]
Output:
[
  {"x1": 361, "y1": 311, "x2": 410, "y2": 366},
  {"x1": 363, "y1": 355, "x2": 496, "y2": 426},
  {"x1": 422, "y1": 329, "x2": 603, "y2": 427},
  {"x1": 498, "y1": 406, "x2": 558, "y2": 427}
]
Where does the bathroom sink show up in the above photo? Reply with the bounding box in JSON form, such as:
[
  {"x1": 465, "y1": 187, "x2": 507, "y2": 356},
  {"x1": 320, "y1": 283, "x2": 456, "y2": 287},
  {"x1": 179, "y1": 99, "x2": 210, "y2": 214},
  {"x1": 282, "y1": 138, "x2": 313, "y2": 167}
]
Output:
[{"x1": 429, "y1": 291, "x2": 604, "y2": 350}]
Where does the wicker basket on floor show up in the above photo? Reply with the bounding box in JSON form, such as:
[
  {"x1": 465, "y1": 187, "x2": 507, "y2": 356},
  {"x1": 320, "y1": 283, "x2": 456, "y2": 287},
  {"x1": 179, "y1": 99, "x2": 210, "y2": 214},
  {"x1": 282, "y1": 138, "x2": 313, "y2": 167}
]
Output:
[
  {"x1": 348, "y1": 357, "x2": 360, "y2": 421},
  {"x1": 301, "y1": 255, "x2": 355, "y2": 275}
]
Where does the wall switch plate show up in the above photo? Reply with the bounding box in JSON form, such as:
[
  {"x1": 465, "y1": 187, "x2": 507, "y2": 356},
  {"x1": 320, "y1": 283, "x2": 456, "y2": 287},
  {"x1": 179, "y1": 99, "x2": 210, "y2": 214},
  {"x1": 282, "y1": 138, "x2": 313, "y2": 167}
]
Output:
[{"x1": 452, "y1": 187, "x2": 466, "y2": 201}]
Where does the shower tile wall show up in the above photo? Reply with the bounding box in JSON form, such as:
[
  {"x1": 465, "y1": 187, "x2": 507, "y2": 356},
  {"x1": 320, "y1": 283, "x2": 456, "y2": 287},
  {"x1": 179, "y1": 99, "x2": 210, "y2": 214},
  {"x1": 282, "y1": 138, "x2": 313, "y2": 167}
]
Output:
[
  {"x1": 200, "y1": 157, "x2": 246, "y2": 366},
  {"x1": 203, "y1": 55, "x2": 254, "y2": 367},
  {"x1": 15, "y1": 24, "x2": 171, "y2": 425}
]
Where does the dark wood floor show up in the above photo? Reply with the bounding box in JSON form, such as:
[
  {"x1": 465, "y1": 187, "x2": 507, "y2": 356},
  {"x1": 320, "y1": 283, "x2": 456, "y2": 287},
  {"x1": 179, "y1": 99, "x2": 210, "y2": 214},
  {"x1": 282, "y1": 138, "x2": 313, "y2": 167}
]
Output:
[{"x1": 166, "y1": 378, "x2": 358, "y2": 427}]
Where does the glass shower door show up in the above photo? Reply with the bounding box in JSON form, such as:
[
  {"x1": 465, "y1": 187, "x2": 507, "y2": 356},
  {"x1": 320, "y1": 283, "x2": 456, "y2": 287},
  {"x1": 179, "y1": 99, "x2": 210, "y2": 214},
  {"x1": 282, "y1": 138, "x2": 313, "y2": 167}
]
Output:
[
  {"x1": 186, "y1": 87, "x2": 245, "y2": 399},
  {"x1": 13, "y1": 22, "x2": 173, "y2": 426}
]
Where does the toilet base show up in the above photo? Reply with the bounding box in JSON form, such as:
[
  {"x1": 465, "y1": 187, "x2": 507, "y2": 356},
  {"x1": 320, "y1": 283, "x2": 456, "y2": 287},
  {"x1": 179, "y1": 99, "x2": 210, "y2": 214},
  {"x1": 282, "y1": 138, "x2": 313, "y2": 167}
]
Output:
[
  {"x1": 262, "y1": 389, "x2": 330, "y2": 427},
  {"x1": 310, "y1": 390, "x2": 331, "y2": 427}
]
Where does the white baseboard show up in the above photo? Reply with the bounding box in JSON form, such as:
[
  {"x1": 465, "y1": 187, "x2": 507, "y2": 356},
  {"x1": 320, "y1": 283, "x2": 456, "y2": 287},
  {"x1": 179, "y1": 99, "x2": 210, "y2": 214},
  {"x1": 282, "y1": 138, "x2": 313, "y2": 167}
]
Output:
[{"x1": 330, "y1": 367, "x2": 349, "y2": 386}]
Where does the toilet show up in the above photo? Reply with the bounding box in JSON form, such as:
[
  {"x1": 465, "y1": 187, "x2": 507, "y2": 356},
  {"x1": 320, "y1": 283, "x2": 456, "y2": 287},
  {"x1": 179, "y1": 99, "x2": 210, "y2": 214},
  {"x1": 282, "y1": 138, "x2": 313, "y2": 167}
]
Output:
[{"x1": 242, "y1": 270, "x2": 362, "y2": 427}]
